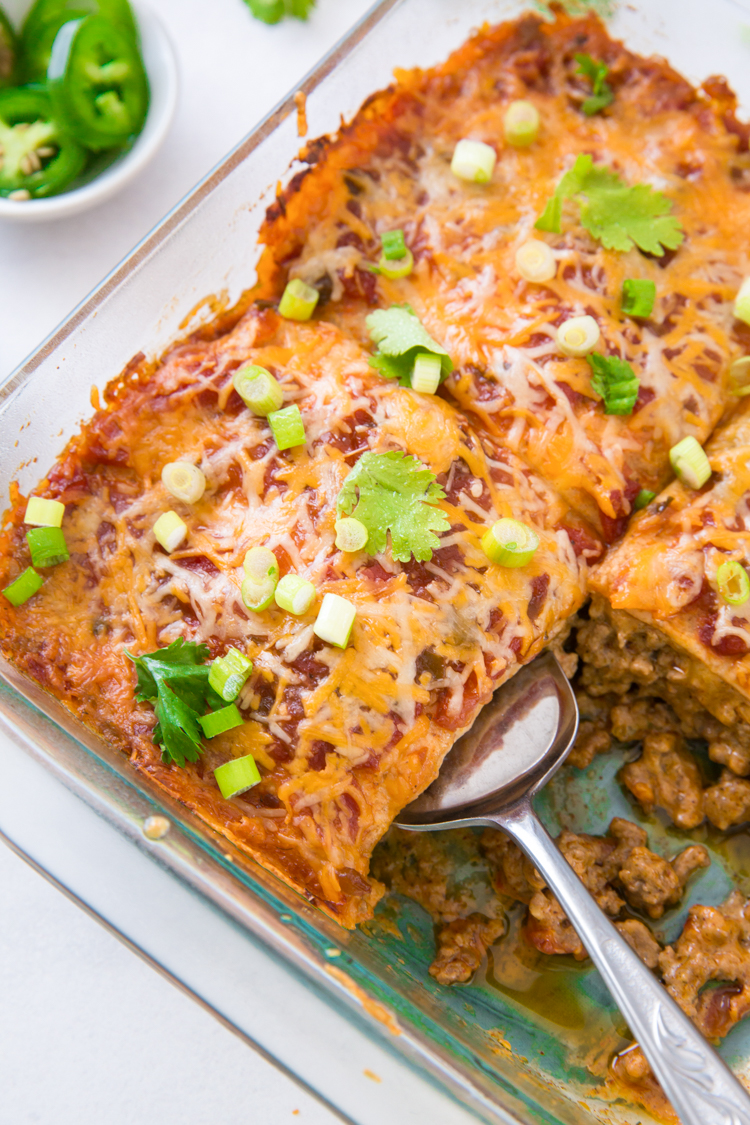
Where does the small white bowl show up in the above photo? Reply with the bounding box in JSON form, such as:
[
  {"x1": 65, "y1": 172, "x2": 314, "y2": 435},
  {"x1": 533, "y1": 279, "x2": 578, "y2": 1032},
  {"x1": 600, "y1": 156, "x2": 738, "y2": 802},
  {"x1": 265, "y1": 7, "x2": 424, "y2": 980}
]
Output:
[{"x1": 0, "y1": 3, "x2": 178, "y2": 222}]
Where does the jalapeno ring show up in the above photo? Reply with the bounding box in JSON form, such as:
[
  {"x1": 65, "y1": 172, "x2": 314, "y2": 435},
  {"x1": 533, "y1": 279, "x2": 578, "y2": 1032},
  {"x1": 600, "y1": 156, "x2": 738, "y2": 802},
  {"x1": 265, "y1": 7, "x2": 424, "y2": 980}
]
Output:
[
  {"x1": 47, "y1": 14, "x2": 148, "y2": 151},
  {"x1": 0, "y1": 85, "x2": 86, "y2": 198}
]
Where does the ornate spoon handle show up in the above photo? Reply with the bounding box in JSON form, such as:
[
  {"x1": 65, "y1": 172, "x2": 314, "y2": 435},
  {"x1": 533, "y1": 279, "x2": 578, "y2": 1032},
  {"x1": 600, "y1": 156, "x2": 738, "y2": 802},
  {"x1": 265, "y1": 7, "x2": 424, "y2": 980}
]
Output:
[{"x1": 494, "y1": 800, "x2": 750, "y2": 1125}]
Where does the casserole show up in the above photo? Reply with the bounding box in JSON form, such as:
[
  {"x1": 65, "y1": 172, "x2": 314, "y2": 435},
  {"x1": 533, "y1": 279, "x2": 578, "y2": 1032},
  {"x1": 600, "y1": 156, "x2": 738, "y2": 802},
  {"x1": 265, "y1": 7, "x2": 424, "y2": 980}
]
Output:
[{"x1": 2, "y1": 2, "x2": 750, "y2": 1123}]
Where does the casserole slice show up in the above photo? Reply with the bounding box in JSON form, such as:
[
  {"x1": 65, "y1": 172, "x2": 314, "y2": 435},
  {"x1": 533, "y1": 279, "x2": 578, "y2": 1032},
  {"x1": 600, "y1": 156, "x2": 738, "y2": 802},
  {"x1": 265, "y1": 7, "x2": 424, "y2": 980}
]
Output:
[
  {"x1": 257, "y1": 8, "x2": 750, "y2": 540},
  {"x1": 0, "y1": 307, "x2": 599, "y2": 926},
  {"x1": 581, "y1": 398, "x2": 750, "y2": 829}
]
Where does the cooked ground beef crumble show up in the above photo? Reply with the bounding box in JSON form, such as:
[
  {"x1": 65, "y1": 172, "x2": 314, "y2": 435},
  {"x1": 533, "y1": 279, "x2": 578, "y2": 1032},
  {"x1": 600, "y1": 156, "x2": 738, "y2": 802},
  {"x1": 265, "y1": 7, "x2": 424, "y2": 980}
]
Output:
[{"x1": 372, "y1": 817, "x2": 708, "y2": 977}]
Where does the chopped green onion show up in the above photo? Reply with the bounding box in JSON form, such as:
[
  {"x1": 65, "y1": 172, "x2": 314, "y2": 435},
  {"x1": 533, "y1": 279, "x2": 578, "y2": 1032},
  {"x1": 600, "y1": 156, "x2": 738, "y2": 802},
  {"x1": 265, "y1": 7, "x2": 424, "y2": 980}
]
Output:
[
  {"x1": 244, "y1": 546, "x2": 280, "y2": 584},
  {"x1": 622, "y1": 279, "x2": 656, "y2": 318},
  {"x1": 214, "y1": 753, "x2": 261, "y2": 799},
  {"x1": 381, "y1": 230, "x2": 406, "y2": 260},
  {"x1": 557, "y1": 316, "x2": 600, "y2": 357},
  {"x1": 209, "y1": 648, "x2": 253, "y2": 702},
  {"x1": 161, "y1": 462, "x2": 206, "y2": 504},
  {"x1": 411, "y1": 353, "x2": 442, "y2": 394},
  {"x1": 268, "y1": 404, "x2": 306, "y2": 451},
  {"x1": 153, "y1": 511, "x2": 188, "y2": 552},
  {"x1": 241, "y1": 577, "x2": 276, "y2": 612},
  {"x1": 24, "y1": 497, "x2": 65, "y2": 528},
  {"x1": 26, "y1": 527, "x2": 69, "y2": 567},
  {"x1": 503, "y1": 100, "x2": 540, "y2": 147},
  {"x1": 376, "y1": 248, "x2": 414, "y2": 281},
  {"x1": 587, "y1": 353, "x2": 640, "y2": 415},
  {"x1": 233, "y1": 364, "x2": 284, "y2": 416},
  {"x1": 717, "y1": 560, "x2": 750, "y2": 607},
  {"x1": 279, "y1": 278, "x2": 319, "y2": 321},
  {"x1": 634, "y1": 489, "x2": 656, "y2": 510},
  {"x1": 275, "y1": 573, "x2": 316, "y2": 615},
  {"x1": 335, "y1": 517, "x2": 369, "y2": 553},
  {"x1": 242, "y1": 545, "x2": 280, "y2": 609},
  {"x1": 481, "y1": 518, "x2": 540, "y2": 568},
  {"x1": 515, "y1": 240, "x2": 556, "y2": 283},
  {"x1": 3, "y1": 567, "x2": 43, "y2": 606},
  {"x1": 735, "y1": 278, "x2": 750, "y2": 326},
  {"x1": 314, "y1": 592, "x2": 356, "y2": 648},
  {"x1": 450, "y1": 139, "x2": 496, "y2": 184},
  {"x1": 730, "y1": 357, "x2": 750, "y2": 397},
  {"x1": 669, "y1": 436, "x2": 712, "y2": 490},
  {"x1": 199, "y1": 703, "x2": 244, "y2": 738}
]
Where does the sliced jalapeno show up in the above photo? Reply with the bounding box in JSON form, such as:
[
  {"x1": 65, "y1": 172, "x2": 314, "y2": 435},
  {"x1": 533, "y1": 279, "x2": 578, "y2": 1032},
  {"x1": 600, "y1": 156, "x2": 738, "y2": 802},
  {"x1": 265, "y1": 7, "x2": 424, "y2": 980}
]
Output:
[
  {"x1": 0, "y1": 5, "x2": 17, "y2": 89},
  {"x1": 48, "y1": 15, "x2": 148, "y2": 150},
  {"x1": 20, "y1": 0, "x2": 137, "y2": 82},
  {"x1": 0, "y1": 86, "x2": 85, "y2": 199}
]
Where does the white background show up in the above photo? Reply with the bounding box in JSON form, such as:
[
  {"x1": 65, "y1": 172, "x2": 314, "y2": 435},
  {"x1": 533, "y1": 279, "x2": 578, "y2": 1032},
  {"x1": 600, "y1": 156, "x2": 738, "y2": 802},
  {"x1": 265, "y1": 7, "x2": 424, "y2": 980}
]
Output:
[
  {"x1": 0, "y1": 843, "x2": 346, "y2": 1125},
  {"x1": 0, "y1": 3, "x2": 389, "y2": 1123}
]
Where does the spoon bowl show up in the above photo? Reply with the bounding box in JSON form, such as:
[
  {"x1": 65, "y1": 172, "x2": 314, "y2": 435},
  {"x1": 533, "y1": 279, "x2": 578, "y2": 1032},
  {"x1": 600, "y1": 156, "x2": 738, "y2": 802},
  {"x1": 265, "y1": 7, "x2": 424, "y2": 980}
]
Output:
[{"x1": 396, "y1": 651, "x2": 577, "y2": 827}]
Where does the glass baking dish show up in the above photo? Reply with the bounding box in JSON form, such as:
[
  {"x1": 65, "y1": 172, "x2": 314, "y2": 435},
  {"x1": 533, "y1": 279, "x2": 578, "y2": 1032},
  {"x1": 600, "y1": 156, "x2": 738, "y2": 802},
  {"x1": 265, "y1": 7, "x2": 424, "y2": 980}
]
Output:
[{"x1": 3, "y1": 1, "x2": 750, "y2": 1121}]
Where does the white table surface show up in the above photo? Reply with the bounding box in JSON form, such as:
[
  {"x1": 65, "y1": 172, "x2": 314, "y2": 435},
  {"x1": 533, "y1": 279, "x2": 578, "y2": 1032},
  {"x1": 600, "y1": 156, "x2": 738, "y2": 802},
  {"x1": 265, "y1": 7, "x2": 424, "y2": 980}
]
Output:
[{"x1": 0, "y1": 3, "x2": 488, "y2": 1123}]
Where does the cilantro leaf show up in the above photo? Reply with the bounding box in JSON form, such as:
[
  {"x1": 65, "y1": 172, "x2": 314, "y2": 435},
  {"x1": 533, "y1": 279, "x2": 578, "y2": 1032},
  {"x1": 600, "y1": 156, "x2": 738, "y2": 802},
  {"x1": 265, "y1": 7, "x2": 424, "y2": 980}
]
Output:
[
  {"x1": 126, "y1": 638, "x2": 222, "y2": 767},
  {"x1": 131, "y1": 636, "x2": 210, "y2": 700},
  {"x1": 154, "y1": 682, "x2": 206, "y2": 767},
  {"x1": 336, "y1": 451, "x2": 450, "y2": 563},
  {"x1": 581, "y1": 91, "x2": 614, "y2": 116},
  {"x1": 369, "y1": 352, "x2": 415, "y2": 384},
  {"x1": 586, "y1": 352, "x2": 640, "y2": 415},
  {"x1": 535, "y1": 154, "x2": 683, "y2": 257},
  {"x1": 366, "y1": 305, "x2": 453, "y2": 388},
  {"x1": 574, "y1": 53, "x2": 614, "y2": 115}
]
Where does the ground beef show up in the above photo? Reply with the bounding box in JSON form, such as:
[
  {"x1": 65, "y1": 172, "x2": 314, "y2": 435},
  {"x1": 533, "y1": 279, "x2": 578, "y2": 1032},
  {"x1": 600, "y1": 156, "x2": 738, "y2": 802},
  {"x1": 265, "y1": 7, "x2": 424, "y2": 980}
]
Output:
[
  {"x1": 610, "y1": 696, "x2": 691, "y2": 742},
  {"x1": 610, "y1": 892, "x2": 750, "y2": 1115},
  {"x1": 576, "y1": 597, "x2": 750, "y2": 777},
  {"x1": 659, "y1": 892, "x2": 750, "y2": 1041},
  {"x1": 481, "y1": 818, "x2": 706, "y2": 961},
  {"x1": 568, "y1": 690, "x2": 613, "y2": 768},
  {"x1": 622, "y1": 731, "x2": 706, "y2": 830},
  {"x1": 569, "y1": 720, "x2": 612, "y2": 769},
  {"x1": 370, "y1": 827, "x2": 507, "y2": 983},
  {"x1": 573, "y1": 600, "x2": 750, "y2": 830},
  {"x1": 609, "y1": 1045, "x2": 676, "y2": 1125},
  {"x1": 619, "y1": 842, "x2": 709, "y2": 919},
  {"x1": 527, "y1": 889, "x2": 586, "y2": 958},
  {"x1": 703, "y1": 770, "x2": 750, "y2": 831},
  {"x1": 615, "y1": 919, "x2": 661, "y2": 970},
  {"x1": 616, "y1": 728, "x2": 750, "y2": 832},
  {"x1": 430, "y1": 914, "x2": 507, "y2": 984},
  {"x1": 371, "y1": 826, "x2": 478, "y2": 922}
]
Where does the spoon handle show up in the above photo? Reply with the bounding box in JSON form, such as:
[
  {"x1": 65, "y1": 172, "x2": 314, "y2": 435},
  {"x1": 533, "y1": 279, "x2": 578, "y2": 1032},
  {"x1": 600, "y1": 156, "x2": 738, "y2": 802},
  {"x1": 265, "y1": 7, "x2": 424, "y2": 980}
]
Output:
[{"x1": 495, "y1": 800, "x2": 750, "y2": 1125}]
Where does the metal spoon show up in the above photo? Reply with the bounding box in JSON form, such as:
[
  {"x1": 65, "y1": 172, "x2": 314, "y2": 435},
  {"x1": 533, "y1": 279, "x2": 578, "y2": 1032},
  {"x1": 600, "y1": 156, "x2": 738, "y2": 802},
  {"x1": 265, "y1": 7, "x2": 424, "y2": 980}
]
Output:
[{"x1": 395, "y1": 651, "x2": 750, "y2": 1125}]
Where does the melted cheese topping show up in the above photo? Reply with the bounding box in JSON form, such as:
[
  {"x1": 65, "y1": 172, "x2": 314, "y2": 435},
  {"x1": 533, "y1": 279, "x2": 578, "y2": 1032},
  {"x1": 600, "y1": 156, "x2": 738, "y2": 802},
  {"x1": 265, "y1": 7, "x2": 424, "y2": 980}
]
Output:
[
  {"x1": 257, "y1": 10, "x2": 750, "y2": 538},
  {"x1": 0, "y1": 309, "x2": 596, "y2": 926},
  {"x1": 592, "y1": 396, "x2": 750, "y2": 703}
]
